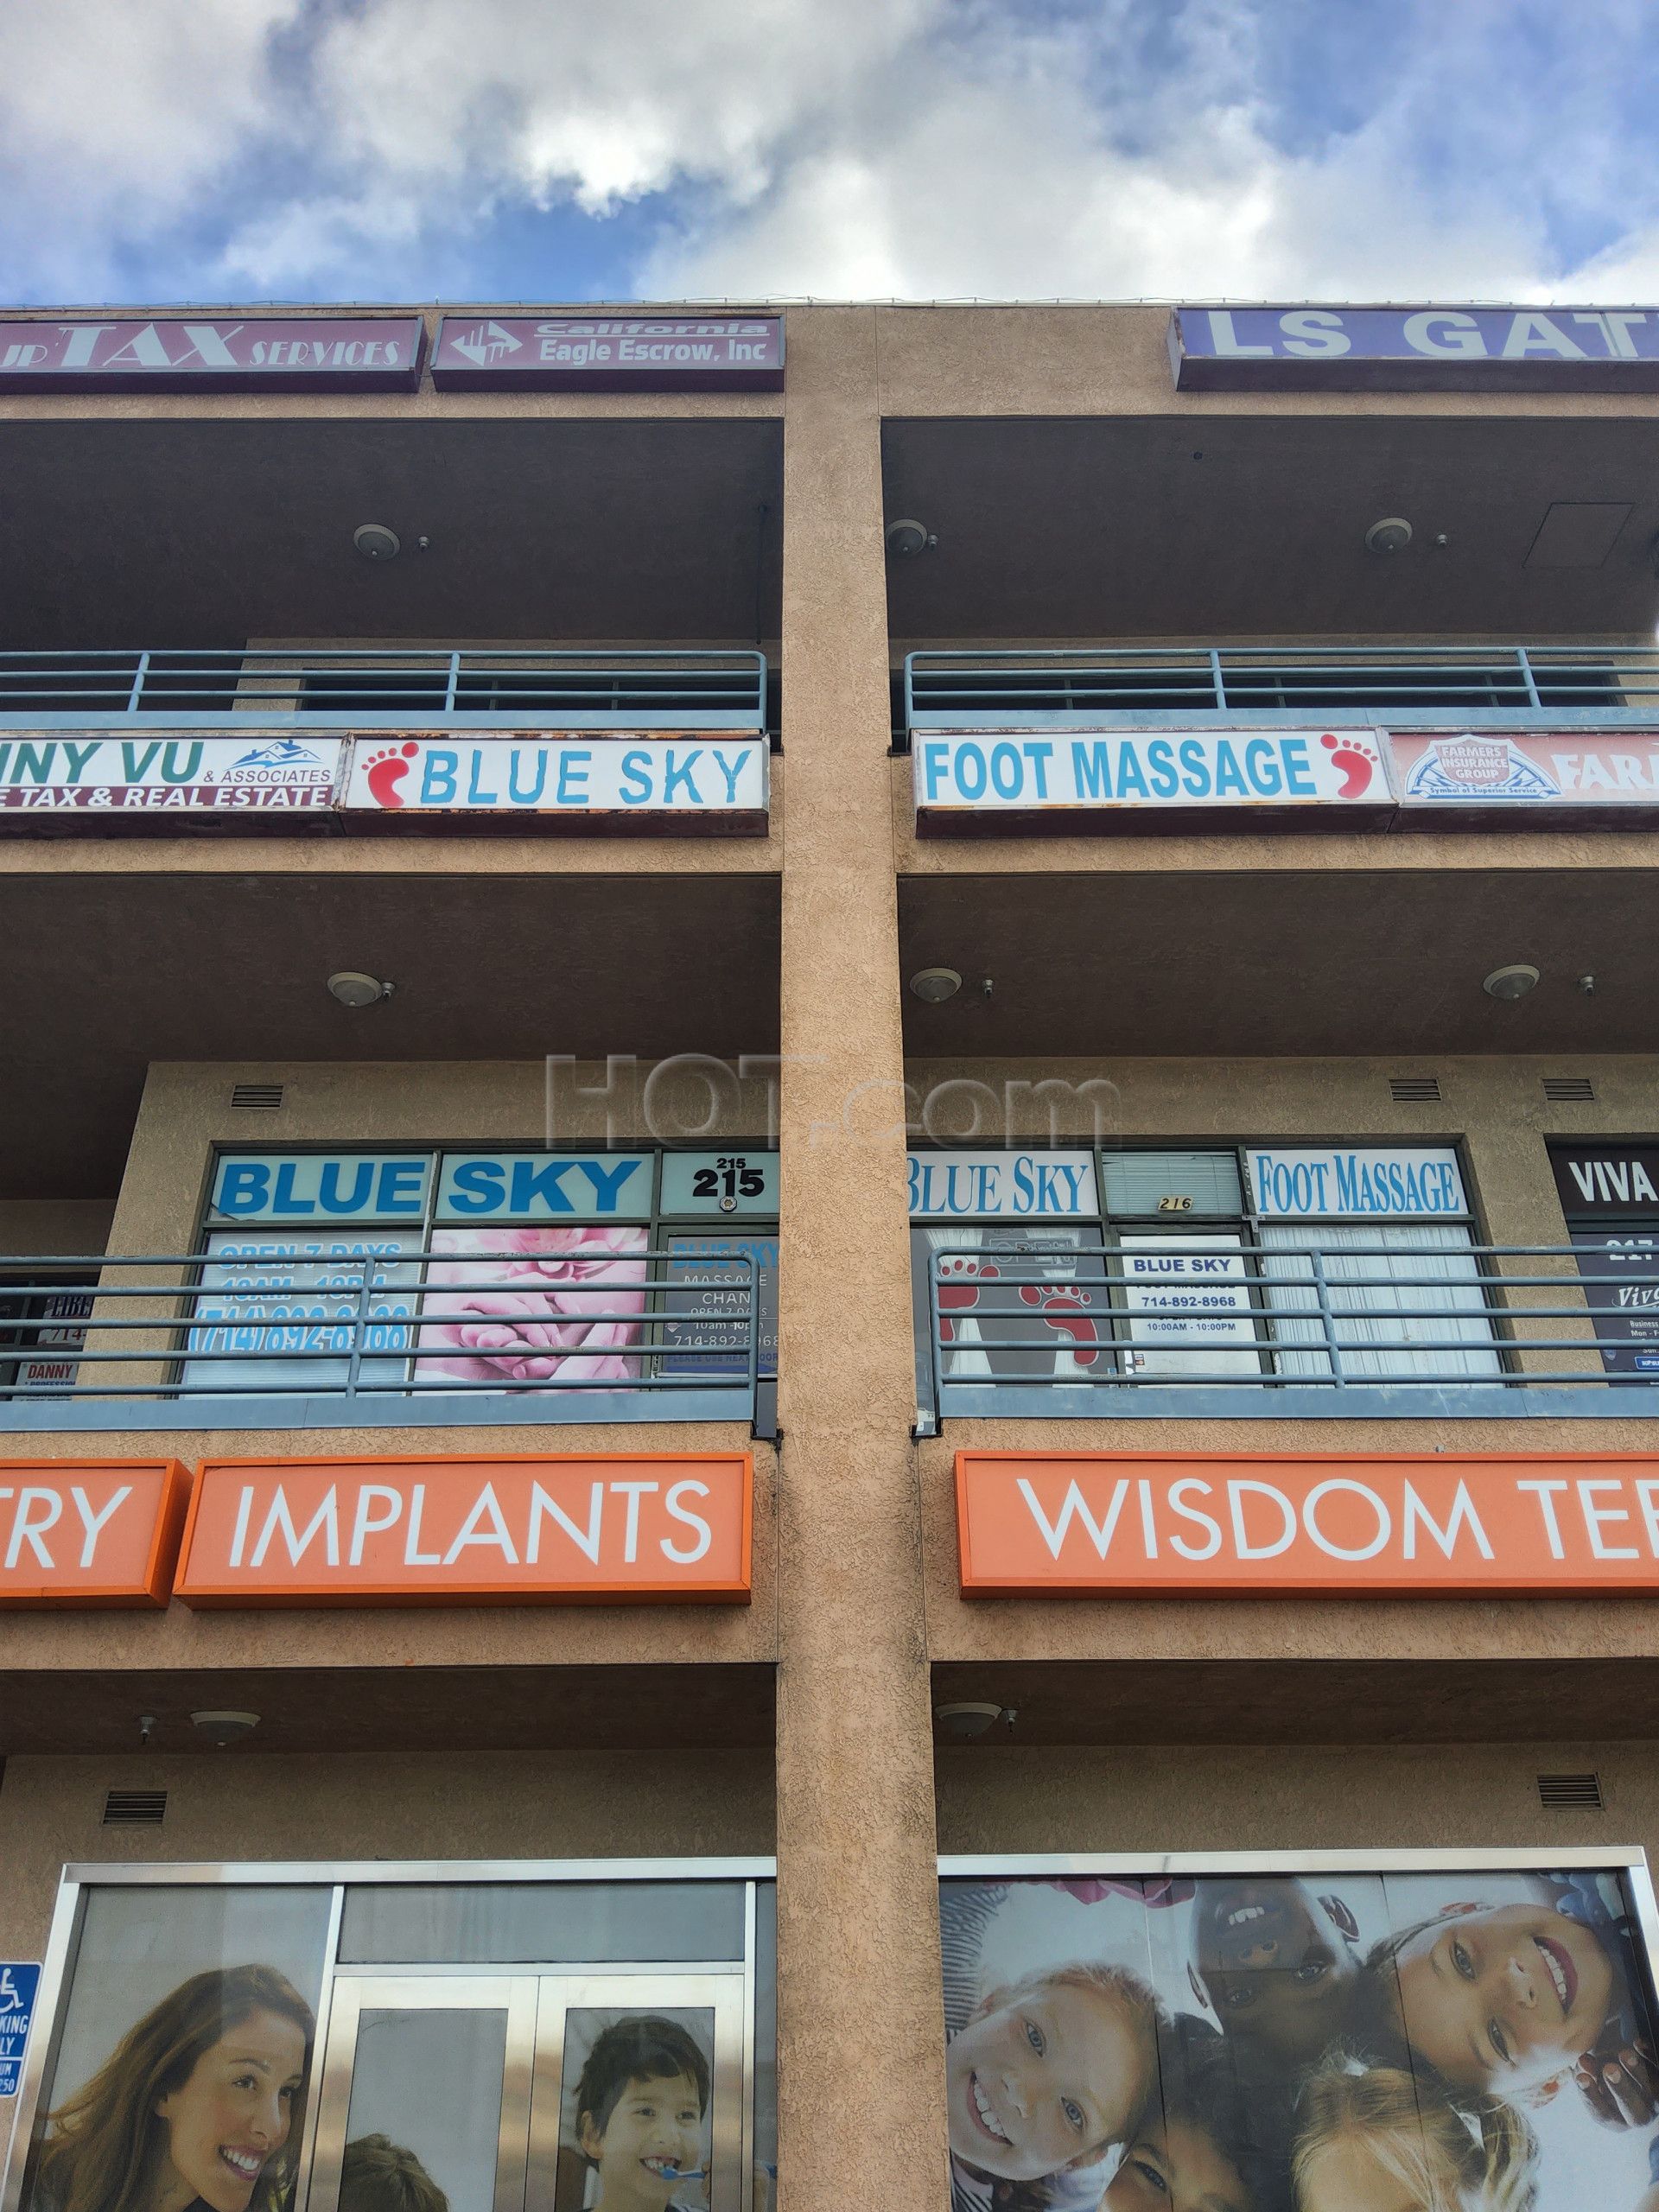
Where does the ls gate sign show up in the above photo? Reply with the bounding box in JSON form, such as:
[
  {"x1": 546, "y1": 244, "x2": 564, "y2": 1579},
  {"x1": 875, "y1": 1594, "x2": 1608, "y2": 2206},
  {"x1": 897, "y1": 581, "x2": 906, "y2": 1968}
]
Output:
[{"x1": 1170, "y1": 305, "x2": 1659, "y2": 391}]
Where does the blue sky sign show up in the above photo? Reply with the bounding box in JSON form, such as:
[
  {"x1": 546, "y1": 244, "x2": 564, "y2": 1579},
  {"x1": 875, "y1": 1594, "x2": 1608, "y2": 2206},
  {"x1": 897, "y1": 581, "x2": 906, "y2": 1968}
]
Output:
[
  {"x1": 210, "y1": 1154, "x2": 434, "y2": 1224},
  {"x1": 1172, "y1": 307, "x2": 1659, "y2": 391},
  {"x1": 436, "y1": 1154, "x2": 654, "y2": 1221},
  {"x1": 908, "y1": 1151, "x2": 1099, "y2": 1218}
]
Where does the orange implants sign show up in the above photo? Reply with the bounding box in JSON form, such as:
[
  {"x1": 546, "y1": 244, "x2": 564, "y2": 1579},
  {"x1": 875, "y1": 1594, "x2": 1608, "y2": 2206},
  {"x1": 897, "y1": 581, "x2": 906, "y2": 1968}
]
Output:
[
  {"x1": 0, "y1": 1459, "x2": 188, "y2": 1606},
  {"x1": 176, "y1": 1453, "x2": 752, "y2": 1606},
  {"x1": 956, "y1": 1451, "x2": 1659, "y2": 1597}
]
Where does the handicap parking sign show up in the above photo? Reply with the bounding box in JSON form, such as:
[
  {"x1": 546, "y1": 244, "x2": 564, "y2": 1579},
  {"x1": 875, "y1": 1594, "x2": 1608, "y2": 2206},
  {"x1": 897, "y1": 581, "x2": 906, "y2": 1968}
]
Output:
[{"x1": 0, "y1": 1963, "x2": 41, "y2": 2096}]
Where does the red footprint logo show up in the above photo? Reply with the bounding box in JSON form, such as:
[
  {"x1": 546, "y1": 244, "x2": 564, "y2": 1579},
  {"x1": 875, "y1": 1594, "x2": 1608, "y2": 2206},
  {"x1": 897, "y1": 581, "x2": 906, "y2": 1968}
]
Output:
[
  {"x1": 1320, "y1": 732, "x2": 1377, "y2": 798},
  {"x1": 938, "y1": 1256, "x2": 995, "y2": 1345},
  {"x1": 364, "y1": 741, "x2": 420, "y2": 807},
  {"x1": 1017, "y1": 1281, "x2": 1101, "y2": 1368}
]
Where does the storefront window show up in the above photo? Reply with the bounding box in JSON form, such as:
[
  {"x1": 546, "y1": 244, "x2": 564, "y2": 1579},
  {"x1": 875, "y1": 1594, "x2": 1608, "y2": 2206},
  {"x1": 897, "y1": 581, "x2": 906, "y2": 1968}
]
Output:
[
  {"x1": 912, "y1": 1142, "x2": 1502, "y2": 1405},
  {"x1": 12, "y1": 1868, "x2": 772, "y2": 2212},
  {"x1": 1552, "y1": 1141, "x2": 1659, "y2": 1379},
  {"x1": 184, "y1": 1148, "x2": 778, "y2": 1400},
  {"x1": 941, "y1": 1864, "x2": 1659, "y2": 2212}
]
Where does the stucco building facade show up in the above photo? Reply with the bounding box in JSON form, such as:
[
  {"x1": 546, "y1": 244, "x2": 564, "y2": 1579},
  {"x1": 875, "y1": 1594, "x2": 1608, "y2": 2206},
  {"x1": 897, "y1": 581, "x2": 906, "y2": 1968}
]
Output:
[{"x1": 3, "y1": 298, "x2": 1659, "y2": 2212}]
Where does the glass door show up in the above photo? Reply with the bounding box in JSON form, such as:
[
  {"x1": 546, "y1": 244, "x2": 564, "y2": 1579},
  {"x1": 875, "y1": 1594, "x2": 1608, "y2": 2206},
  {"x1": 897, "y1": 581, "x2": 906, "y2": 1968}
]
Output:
[
  {"x1": 306, "y1": 1972, "x2": 746, "y2": 2212},
  {"x1": 308, "y1": 1977, "x2": 538, "y2": 2212}
]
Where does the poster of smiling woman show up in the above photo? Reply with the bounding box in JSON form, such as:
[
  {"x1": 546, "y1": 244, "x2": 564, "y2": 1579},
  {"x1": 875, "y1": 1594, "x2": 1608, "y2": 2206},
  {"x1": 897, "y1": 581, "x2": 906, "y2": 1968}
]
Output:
[
  {"x1": 19, "y1": 1887, "x2": 332, "y2": 2212},
  {"x1": 942, "y1": 1871, "x2": 1659, "y2": 2212}
]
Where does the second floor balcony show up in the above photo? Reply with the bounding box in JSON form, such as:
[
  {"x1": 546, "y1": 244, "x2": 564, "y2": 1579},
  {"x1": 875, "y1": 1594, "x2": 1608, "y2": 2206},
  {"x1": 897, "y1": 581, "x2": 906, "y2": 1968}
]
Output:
[
  {"x1": 915, "y1": 1238, "x2": 1659, "y2": 1427},
  {"x1": 902, "y1": 642, "x2": 1659, "y2": 829}
]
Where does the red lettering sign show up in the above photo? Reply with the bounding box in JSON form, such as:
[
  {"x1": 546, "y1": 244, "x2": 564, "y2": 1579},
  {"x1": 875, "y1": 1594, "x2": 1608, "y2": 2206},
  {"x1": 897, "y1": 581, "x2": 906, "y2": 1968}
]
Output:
[{"x1": 175, "y1": 1453, "x2": 752, "y2": 1605}]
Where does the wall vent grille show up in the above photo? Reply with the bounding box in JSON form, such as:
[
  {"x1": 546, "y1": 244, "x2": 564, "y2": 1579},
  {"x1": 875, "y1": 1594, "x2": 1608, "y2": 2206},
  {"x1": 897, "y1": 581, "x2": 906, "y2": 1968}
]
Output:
[
  {"x1": 102, "y1": 1788, "x2": 167, "y2": 1826},
  {"x1": 1542, "y1": 1077, "x2": 1596, "y2": 1103},
  {"x1": 1537, "y1": 1771, "x2": 1603, "y2": 1810},
  {"x1": 1389, "y1": 1077, "x2": 1441, "y2": 1103},
  {"x1": 231, "y1": 1083, "x2": 284, "y2": 1109}
]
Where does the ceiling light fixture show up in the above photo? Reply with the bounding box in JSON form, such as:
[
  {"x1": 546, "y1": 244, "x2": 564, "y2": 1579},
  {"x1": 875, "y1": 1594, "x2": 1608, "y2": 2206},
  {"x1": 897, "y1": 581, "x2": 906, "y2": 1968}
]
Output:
[
  {"x1": 885, "y1": 518, "x2": 938, "y2": 557},
  {"x1": 327, "y1": 970, "x2": 394, "y2": 1007},
  {"x1": 353, "y1": 523, "x2": 401, "y2": 562},
  {"x1": 190, "y1": 1710, "x2": 260, "y2": 1748},
  {"x1": 934, "y1": 1701, "x2": 1008, "y2": 1740},
  {"x1": 909, "y1": 966, "x2": 963, "y2": 1003},
  {"x1": 1483, "y1": 963, "x2": 1541, "y2": 1001},
  {"x1": 1365, "y1": 517, "x2": 1414, "y2": 555}
]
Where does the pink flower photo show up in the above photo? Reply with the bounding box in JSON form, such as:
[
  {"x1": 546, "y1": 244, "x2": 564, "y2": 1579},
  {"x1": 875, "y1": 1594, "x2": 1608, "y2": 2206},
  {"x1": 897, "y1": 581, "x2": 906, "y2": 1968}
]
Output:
[{"x1": 416, "y1": 1224, "x2": 648, "y2": 1389}]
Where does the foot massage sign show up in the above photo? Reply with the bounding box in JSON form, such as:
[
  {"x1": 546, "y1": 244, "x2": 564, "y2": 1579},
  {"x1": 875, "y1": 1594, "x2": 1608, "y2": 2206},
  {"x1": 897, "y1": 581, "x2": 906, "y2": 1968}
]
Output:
[
  {"x1": 912, "y1": 728, "x2": 1389, "y2": 825},
  {"x1": 956, "y1": 1450, "x2": 1659, "y2": 1594}
]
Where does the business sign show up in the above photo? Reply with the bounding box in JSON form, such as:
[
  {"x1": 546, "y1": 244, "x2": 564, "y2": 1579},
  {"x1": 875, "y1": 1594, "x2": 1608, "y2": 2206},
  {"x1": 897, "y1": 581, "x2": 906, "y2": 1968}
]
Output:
[
  {"x1": 1171, "y1": 305, "x2": 1659, "y2": 391},
  {"x1": 1117, "y1": 1235, "x2": 1261, "y2": 1377},
  {"x1": 175, "y1": 1454, "x2": 752, "y2": 1605},
  {"x1": 0, "y1": 1459, "x2": 188, "y2": 1607},
  {"x1": 1389, "y1": 730, "x2": 1659, "y2": 814},
  {"x1": 435, "y1": 1154, "x2": 654, "y2": 1222},
  {"x1": 913, "y1": 728, "x2": 1388, "y2": 826},
  {"x1": 1554, "y1": 1145, "x2": 1659, "y2": 1217},
  {"x1": 211, "y1": 1154, "x2": 435, "y2": 1223},
  {"x1": 0, "y1": 734, "x2": 341, "y2": 815},
  {"x1": 340, "y1": 735, "x2": 767, "y2": 827},
  {"x1": 1246, "y1": 1147, "x2": 1466, "y2": 1218},
  {"x1": 1551, "y1": 1147, "x2": 1659, "y2": 1378},
  {"x1": 0, "y1": 316, "x2": 424, "y2": 391},
  {"x1": 431, "y1": 314, "x2": 783, "y2": 391},
  {"x1": 0, "y1": 1963, "x2": 41, "y2": 2097},
  {"x1": 908, "y1": 1151, "x2": 1099, "y2": 1218},
  {"x1": 957, "y1": 1451, "x2": 1659, "y2": 1594},
  {"x1": 661, "y1": 1234, "x2": 779, "y2": 1378}
]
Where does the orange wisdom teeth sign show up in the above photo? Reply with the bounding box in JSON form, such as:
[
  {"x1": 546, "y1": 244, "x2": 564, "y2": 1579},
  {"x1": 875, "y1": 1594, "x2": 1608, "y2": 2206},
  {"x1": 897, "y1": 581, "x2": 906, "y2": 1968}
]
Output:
[
  {"x1": 956, "y1": 1451, "x2": 1659, "y2": 1596},
  {"x1": 176, "y1": 1453, "x2": 752, "y2": 1606}
]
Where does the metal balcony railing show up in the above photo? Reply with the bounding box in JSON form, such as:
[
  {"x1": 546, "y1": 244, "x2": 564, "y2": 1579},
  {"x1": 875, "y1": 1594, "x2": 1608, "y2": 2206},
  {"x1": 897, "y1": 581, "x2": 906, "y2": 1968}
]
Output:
[
  {"x1": 0, "y1": 1250, "x2": 764, "y2": 1433},
  {"x1": 0, "y1": 649, "x2": 769, "y2": 732},
  {"x1": 918, "y1": 1243, "x2": 1659, "y2": 1425},
  {"x1": 903, "y1": 645, "x2": 1659, "y2": 736}
]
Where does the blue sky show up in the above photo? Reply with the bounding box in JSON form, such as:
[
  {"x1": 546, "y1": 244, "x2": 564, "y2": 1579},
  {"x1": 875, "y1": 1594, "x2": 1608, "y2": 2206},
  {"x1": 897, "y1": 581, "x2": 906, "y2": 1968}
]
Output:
[{"x1": 3, "y1": 0, "x2": 1658, "y2": 307}]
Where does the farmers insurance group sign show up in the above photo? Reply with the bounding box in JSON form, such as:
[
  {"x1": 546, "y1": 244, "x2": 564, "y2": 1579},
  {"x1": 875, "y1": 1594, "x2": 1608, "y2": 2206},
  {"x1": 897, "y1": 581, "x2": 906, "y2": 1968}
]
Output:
[{"x1": 1171, "y1": 305, "x2": 1659, "y2": 390}]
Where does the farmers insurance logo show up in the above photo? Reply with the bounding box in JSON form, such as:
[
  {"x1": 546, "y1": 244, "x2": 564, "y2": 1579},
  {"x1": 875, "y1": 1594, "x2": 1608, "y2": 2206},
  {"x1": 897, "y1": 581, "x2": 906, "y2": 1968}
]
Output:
[{"x1": 1403, "y1": 734, "x2": 1560, "y2": 798}]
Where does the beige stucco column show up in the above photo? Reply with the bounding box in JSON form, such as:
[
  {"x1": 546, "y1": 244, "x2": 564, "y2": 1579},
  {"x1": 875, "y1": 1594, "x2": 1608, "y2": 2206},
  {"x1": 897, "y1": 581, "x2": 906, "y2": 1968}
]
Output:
[{"x1": 773, "y1": 309, "x2": 949, "y2": 2209}]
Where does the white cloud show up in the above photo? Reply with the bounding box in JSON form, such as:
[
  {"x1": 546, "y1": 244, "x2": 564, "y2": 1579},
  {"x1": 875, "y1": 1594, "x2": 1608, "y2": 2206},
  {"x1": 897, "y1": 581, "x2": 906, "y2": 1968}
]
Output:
[
  {"x1": 2, "y1": 0, "x2": 1658, "y2": 305},
  {"x1": 0, "y1": 0, "x2": 301, "y2": 296}
]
